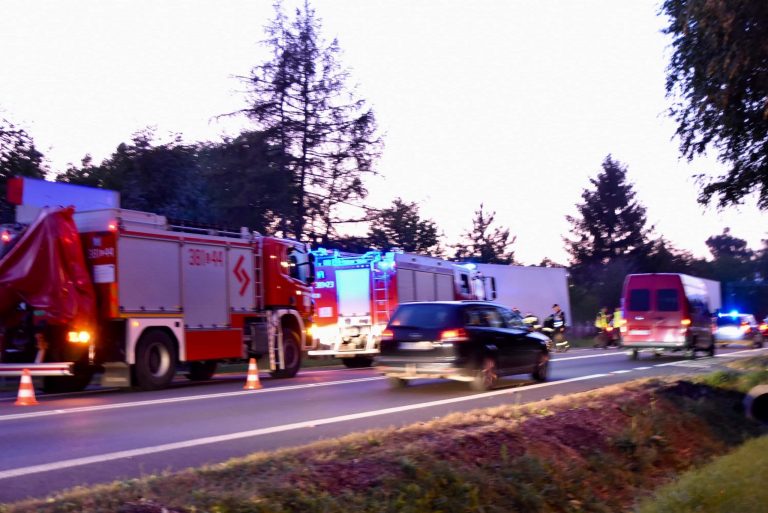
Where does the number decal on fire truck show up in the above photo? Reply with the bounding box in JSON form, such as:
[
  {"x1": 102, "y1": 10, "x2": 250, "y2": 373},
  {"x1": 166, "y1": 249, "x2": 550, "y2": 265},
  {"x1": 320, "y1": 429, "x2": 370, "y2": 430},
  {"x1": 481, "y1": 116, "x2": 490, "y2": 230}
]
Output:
[{"x1": 188, "y1": 248, "x2": 225, "y2": 267}]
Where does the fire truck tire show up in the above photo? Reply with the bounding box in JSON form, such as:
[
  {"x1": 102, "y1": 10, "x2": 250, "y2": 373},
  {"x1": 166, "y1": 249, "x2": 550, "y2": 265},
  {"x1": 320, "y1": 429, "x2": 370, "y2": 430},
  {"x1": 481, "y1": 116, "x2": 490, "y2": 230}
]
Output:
[
  {"x1": 133, "y1": 330, "x2": 177, "y2": 390},
  {"x1": 42, "y1": 369, "x2": 94, "y2": 394},
  {"x1": 269, "y1": 329, "x2": 301, "y2": 379},
  {"x1": 186, "y1": 361, "x2": 218, "y2": 381},
  {"x1": 342, "y1": 357, "x2": 374, "y2": 368}
]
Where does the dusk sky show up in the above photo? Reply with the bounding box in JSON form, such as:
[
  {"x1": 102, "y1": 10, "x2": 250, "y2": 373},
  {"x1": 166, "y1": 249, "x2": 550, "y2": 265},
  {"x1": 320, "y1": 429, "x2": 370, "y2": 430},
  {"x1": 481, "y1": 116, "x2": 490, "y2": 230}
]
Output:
[{"x1": 1, "y1": 0, "x2": 765, "y2": 265}]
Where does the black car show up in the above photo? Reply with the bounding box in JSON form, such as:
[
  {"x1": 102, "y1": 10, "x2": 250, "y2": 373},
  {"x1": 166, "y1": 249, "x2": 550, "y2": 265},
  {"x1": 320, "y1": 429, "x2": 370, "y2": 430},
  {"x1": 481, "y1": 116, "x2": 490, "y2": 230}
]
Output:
[{"x1": 375, "y1": 301, "x2": 551, "y2": 391}]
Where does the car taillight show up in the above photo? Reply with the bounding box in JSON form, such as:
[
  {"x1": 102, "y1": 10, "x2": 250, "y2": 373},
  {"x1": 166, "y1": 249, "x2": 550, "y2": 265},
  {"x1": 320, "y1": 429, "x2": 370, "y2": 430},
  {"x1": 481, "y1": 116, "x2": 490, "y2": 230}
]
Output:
[
  {"x1": 740, "y1": 322, "x2": 751, "y2": 333},
  {"x1": 681, "y1": 318, "x2": 691, "y2": 327},
  {"x1": 760, "y1": 323, "x2": 768, "y2": 333},
  {"x1": 440, "y1": 328, "x2": 469, "y2": 342},
  {"x1": 380, "y1": 329, "x2": 394, "y2": 341}
]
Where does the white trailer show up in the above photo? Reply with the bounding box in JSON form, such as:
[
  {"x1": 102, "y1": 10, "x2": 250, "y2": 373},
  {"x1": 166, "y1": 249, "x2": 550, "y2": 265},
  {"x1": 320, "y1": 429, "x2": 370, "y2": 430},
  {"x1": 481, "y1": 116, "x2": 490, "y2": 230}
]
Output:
[{"x1": 475, "y1": 264, "x2": 572, "y2": 324}]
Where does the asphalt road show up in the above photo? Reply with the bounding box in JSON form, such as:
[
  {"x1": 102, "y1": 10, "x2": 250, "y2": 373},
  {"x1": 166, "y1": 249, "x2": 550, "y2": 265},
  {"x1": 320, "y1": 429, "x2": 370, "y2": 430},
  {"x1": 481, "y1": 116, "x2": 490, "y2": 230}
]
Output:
[{"x1": 0, "y1": 345, "x2": 764, "y2": 503}]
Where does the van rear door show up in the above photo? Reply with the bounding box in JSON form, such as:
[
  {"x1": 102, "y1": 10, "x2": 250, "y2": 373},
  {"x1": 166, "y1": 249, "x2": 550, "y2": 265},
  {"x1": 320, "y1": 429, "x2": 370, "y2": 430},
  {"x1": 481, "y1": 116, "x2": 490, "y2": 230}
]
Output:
[{"x1": 623, "y1": 274, "x2": 685, "y2": 346}]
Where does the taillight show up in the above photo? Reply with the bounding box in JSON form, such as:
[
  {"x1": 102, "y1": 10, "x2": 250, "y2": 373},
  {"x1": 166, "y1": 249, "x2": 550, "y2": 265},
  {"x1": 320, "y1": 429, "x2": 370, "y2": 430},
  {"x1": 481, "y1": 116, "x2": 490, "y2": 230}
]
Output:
[
  {"x1": 681, "y1": 318, "x2": 691, "y2": 327},
  {"x1": 440, "y1": 328, "x2": 469, "y2": 342},
  {"x1": 1, "y1": 231, "x2": 11, "y2": 242},
  {"x1": 760, "y1": 323, "x2": 768, "y2": 333},
  {"x1": 740, "y1": 322, "x2": 751, "y2": 333},
  {"x1": 380, "y1": 329, "x2": 394, "y2": 341}
]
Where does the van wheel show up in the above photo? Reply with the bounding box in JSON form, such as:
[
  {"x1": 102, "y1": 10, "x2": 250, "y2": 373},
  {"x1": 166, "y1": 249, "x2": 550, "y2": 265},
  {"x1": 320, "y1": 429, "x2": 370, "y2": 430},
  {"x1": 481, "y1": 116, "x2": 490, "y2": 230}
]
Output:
[
  {"x1": 470, "y1": 356, "x2": 498, "y2": 391},
  {"x1": 270, "y1": 329, "x2": 301, "y2": 379},
  {"x1": 630, "y1": 349, "x2": 639, "y2": 361},
  {"x1": 133, "y1": 330, "x2": 177, "y2": 390}
]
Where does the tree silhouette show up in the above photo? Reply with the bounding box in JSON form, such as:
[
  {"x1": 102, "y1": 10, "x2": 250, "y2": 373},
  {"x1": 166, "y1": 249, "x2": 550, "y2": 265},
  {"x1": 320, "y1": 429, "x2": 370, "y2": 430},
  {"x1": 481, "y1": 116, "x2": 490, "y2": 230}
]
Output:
[
  {"x1": 367, "y1": 198, "x2": 441, "y2": 256},
  {"x1": 661, "y1": 0, "x2": 768, "y2": 209},
  {"x1": 242, "y1": 0, "x2": 382, "y2": 243},
  {"x1": 565, "y1": 156, "x2": 653, "y2": 312},
  {"x1": 453, "y1": 204, "x2": 516, "y2": 264},
  {"x1": 0, "y1": 117, "x2": 46, "y2": 222}
]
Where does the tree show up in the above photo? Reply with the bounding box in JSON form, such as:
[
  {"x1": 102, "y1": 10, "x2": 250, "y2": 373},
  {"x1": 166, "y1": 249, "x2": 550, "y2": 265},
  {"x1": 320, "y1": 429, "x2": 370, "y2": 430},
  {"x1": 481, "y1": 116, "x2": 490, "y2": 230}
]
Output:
[
  {"x1": 705, "y1": 228, "x2": 754, "y2": 261},
  {"x1": 565, "y1": 156, "x2": 653, "y2": 315},
  {"x1": 0, "y1": 117, "x2": 46, "y2": 222},
  {"x1": 566, "y1": 156, "x2": 653, "y2": 274},
  {"x1": 57, "y1": 129, "x2": 208, "y2": 222},
  {"x1": 367, "y1": 198, "x2": 441, "y2": 255},
  {"x1": 453, "y1": 204, "x2": 516, "y2": 264},
  {"x1": 242, "y1": 0, "x2": 382, "y2": 243},
  {"x1": 661, "y1": 0, "x2": 768, "y2": 209},
  {"x1": 198, "y1": 131, "x2": 296, "y2": 235}
]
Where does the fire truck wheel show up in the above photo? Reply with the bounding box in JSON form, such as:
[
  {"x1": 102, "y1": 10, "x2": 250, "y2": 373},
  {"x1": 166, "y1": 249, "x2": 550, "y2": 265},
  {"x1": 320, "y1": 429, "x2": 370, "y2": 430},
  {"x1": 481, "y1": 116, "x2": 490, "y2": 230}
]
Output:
[
  {"x1": 186, "y1": 360, "x2": 218, "y2": 381},
  {"x1": 133, "y1": 330, "x2": 177, "y2": 390},
  {"x1": 342, "y1": 357, "x2": 374, "y2": 368},
  {"x1": 269, "y1": 329, "x2": 301, "y2": 379}
]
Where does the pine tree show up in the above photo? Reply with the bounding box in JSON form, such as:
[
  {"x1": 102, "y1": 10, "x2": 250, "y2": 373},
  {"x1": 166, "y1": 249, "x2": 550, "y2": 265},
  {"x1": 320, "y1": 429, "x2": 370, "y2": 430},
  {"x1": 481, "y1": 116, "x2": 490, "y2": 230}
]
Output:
[
  {"x1": 243, "y1": 0, "x2": 382, "y2": 242},
  {"x1": 367, "y1": 198, "x2": 441, "y2": 256},
  {"x1": 565, "y1": 156, "x2": 653, "y2": 311},
  {"x1": 453, "y1": 204, "x2": 516, "y2": 264}
]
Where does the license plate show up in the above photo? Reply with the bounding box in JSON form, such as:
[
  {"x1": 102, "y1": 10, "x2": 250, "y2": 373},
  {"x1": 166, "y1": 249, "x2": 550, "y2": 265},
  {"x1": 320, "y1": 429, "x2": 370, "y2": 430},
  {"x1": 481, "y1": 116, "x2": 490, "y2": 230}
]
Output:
[
  {"x1": 629, "y1": 329, "x2": 650, "y2": 335},
  {"x1": 399, "y1": 341, "x2": 433, "y2": 350}
]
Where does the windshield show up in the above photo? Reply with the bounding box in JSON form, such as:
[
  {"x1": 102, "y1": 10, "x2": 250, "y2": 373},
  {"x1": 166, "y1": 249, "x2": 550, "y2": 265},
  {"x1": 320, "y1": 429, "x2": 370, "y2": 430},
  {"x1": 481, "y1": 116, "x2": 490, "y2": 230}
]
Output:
[{"x1": 287, "y1": 246, "x2": 314, "y2": 285}]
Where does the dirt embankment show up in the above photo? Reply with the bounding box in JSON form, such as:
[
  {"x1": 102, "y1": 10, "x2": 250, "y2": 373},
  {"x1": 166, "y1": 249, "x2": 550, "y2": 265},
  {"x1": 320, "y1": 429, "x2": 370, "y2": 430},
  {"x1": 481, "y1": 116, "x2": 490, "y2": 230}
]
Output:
[{"x1": 4, "y1": 367, "x2": 767, "y2": 513}]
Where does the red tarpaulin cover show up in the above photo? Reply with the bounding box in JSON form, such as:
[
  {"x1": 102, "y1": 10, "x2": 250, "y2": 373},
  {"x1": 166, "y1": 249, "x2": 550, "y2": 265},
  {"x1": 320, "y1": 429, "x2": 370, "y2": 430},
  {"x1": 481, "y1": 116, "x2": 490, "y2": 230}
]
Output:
[{"x1": 0, "y1": 207, "x2": 96, "y2": 329}]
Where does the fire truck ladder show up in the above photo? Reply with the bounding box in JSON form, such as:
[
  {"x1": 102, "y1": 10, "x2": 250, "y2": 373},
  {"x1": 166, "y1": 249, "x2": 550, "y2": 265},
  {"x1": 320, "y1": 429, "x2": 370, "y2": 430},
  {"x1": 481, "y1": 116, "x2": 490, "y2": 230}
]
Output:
[{"x1": 371, "y1": 269, "x2": 391, "y2": 328}]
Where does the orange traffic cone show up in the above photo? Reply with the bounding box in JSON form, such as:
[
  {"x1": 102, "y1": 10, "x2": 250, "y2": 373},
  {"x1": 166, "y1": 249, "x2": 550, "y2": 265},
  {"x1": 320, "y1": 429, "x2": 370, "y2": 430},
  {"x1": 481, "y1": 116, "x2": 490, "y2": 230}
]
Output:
[
  {"x1": 15, "y1": 369, "x2": 38, "y2": 406},
  {"x1": 243, "y1": 358, "x2": 262, "y2": 390}
]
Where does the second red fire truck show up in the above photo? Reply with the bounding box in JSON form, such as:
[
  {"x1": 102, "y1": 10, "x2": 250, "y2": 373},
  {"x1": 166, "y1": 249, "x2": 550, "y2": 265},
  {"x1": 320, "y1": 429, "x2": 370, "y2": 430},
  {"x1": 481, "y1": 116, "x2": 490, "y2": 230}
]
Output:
[{"x1": 308, "y1": 249, "x2": 485, "y2": 366}]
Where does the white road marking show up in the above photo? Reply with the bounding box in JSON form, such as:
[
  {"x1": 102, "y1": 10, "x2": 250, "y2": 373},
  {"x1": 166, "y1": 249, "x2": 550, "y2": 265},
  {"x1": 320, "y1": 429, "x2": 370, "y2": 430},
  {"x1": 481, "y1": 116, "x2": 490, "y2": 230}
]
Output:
[
  {"x1": 0, "y1": 372, "x2": 609, "y2": 480},
  {"x1": 611, "y1": 370, "x2": 632, "y2": 374},
  {"x1": 0, "y1": 376, "x2": 385, "y2": 422}
]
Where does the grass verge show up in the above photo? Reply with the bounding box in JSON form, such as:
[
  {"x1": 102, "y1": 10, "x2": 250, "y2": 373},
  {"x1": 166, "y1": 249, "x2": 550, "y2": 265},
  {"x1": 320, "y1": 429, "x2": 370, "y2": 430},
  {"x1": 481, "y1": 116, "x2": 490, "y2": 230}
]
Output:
[{"x1": 2, "y1": 357, "x2": 766, "y2": 513}]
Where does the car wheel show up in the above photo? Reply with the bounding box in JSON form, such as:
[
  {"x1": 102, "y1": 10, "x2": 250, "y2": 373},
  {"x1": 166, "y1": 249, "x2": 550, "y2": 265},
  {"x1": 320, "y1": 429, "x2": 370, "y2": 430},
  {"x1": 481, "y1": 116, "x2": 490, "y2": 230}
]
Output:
[
  {"x1": 388, "y1": 377, "x2": 408, "y2": 389},
  {"x1": 470, "y1": 356, "x2": 498, "y2": 391},
  {"x1": 532, "y1": 352, "x2": 549, "y2": 382},
  {"x1": 342, "y1": 356, "x2": 374, "y2": 368},
  {"x1": 753, "y1": 335, "x2": 764, "y2": 349}
]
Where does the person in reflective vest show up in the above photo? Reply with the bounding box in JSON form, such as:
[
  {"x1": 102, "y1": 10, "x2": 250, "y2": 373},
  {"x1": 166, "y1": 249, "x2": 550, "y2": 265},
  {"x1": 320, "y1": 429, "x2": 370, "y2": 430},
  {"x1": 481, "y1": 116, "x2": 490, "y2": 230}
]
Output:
[{"x1": 594, "y1": 307, "x2": 611, "y2": 348}]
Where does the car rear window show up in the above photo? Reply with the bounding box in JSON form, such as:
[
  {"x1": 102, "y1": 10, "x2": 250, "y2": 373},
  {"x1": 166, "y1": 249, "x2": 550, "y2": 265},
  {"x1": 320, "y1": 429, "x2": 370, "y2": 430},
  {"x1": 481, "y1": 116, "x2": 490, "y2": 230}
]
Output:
[
  {"x1": 628, "y1": 289, "x2": 650, "y2": 311},
  {"x1": 389, "y1": 304, "x2": 457, "y2": 329},
  {"x1": 656, "y1": 289, "x2": 679, "y2": 312}
]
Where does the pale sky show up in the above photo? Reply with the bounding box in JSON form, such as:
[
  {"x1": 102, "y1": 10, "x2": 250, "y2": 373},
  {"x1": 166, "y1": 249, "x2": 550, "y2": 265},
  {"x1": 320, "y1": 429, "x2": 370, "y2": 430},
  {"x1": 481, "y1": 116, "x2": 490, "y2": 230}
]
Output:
[{"x1": 1, "y1": 0, "x2": 765, "y2": 265}]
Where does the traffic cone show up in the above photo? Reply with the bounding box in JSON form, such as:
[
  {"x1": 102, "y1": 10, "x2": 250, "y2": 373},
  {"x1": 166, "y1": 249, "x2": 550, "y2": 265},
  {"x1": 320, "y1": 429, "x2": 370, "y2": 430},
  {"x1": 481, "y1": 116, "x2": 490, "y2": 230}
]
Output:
[
  {"x1": 243, "y1": 358, "x2": 262, "y2": 390},
  {"x1": 15, "y1": 369, "x2": 38, "y2": 406}
]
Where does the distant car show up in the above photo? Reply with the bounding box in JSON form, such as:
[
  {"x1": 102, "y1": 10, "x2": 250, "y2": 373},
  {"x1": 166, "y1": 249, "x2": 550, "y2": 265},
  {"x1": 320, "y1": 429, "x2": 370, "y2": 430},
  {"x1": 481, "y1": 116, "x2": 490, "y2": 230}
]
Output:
[
  {"x1": 714, "y1": 312, "x2": 764, "y2": 348},
  {"x1": 375, "y1": 301, "x2": 550, "y2": 391},
  {"x1": 761, "y1": 317, "x2": 768, "y2": 338}
]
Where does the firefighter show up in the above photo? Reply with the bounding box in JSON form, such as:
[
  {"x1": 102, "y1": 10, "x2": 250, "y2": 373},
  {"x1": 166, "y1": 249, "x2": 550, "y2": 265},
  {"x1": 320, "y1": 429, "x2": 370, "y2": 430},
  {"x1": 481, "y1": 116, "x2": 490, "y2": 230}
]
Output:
[
  {"x1": 610, "y1": 307, "x2": 624, "y2": 347},
  {"x1": 594, "y1": 307, "x2": 610, "y2": 348}
]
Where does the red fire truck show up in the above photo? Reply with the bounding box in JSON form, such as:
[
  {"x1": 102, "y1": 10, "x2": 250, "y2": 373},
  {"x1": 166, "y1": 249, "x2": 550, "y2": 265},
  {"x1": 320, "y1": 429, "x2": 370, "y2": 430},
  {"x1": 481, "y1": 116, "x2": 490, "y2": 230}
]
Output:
[
  {"x1": 0, "y1": 178, "x2": 315, "y2": 392},
  {"x1": 308, "y1": 249, "x2": 484, "y2": 367}
]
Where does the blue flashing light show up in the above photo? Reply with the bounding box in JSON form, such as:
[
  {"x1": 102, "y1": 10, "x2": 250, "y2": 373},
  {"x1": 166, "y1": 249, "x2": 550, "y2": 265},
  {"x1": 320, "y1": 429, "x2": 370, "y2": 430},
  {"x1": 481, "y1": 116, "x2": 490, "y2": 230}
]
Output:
[
  {"x1": 718, "y1": 310, "x2": 741, "y2": 318},
  {"x1": 462, "y1": 263, "x2": 477, "y2": 270}
]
